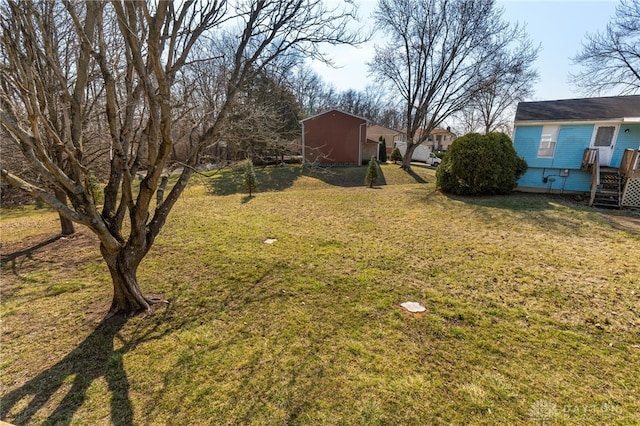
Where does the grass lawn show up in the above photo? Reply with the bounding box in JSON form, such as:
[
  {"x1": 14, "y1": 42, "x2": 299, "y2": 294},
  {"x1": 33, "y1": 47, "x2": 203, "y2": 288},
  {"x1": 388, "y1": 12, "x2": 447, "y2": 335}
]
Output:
[{"x1": 1, "y1": 163, "x2": 639, "y2": 425}]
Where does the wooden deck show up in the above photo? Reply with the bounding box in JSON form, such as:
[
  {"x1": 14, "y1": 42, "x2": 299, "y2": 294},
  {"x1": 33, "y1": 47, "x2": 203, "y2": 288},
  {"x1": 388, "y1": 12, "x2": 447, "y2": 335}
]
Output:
[{"x1": 582, "y1": 148, "x2": 640, "y2": 208}]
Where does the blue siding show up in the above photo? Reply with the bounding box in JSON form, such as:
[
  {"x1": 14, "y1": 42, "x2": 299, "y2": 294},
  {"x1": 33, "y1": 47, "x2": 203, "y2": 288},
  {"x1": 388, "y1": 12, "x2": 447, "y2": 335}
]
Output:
[
  {"x1": 611, "y1": 124, "x2": 640, "y2": 166},
  {"x1": 513, "y1": 126, "x2": 542, "y2": 162},
  {"x1": 552, "y1": 125, "x2": 595, "y2": 168},
  {"x1": 518, "y1": 168, "x2": 592, "y2": 192},
  {"x1": 514, "y1": 124, "x2": 594, "y2": 169},
  {"x1": 514, "y1": 124, "x2": 593, "y2": 192},
  {"x1": 515, "y1": 122, "x2": 639, "y2": 192}
]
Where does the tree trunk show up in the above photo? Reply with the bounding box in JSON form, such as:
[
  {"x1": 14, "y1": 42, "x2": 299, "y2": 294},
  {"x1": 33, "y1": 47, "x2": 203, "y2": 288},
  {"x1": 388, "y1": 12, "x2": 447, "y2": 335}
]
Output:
[
  {"x1": 401, "y1": 143, "x2": 416, "y2": 170},
  {"x1": 54, "y1": 188, "x2": 75, "y2": 235},
  {"x1": 101, "y1": 245, "x2": 152, "y2": 316},
  {"x1": 59, "y1": 215, "x2": 75, "y2": 236}
]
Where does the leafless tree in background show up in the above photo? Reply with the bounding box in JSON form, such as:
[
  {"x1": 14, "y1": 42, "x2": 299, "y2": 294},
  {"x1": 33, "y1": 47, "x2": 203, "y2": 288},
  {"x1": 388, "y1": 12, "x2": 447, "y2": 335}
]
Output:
[
  {"x1": 0, "y1": 1, "x2": 83, "y2": 234},
  {"x1": 456, "y1": 26, "x2": 539, "y2": 135},
  {"x1": 571, "y1": 0, "x2": 640, "y2": 95},
  {"x1": 369, "y1": 0, "x2": 530, "y2": 169}
]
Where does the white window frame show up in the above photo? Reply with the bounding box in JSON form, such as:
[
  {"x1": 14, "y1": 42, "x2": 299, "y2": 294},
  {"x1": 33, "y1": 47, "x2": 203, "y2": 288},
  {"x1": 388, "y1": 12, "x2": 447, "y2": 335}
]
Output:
[{"x1": 537, "y1": 125, "x2": 559, "y2": 158}]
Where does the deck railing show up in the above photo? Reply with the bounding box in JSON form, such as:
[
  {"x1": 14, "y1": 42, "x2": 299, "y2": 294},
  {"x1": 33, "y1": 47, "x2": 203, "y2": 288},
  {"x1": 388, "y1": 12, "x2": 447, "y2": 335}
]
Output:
[
  {"x1": 620, "y1": 149, "x2": 640, "y2": 178},
  {"x1": 581, "y1": 148, "x2": 599, "y2": 171},
  {"x1": 582, "y1": 148, "x2": 600, "y2": 206}
]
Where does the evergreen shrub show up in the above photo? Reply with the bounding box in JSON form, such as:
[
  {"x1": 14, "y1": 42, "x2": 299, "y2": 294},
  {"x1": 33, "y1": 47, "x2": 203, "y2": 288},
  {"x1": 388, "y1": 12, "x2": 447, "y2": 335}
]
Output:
[{"x1": 436, "y1": 132, "x2": 527, "y2": 195}]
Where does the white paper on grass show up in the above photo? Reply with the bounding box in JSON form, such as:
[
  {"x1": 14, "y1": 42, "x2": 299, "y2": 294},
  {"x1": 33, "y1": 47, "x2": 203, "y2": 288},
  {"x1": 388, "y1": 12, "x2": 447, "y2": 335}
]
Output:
[
  {"x1": 400, "y1": 301, "x2": 426, "y2": 313},
  {"x1": 263, "y1": 238, "x2": 277, "y2": 244}
]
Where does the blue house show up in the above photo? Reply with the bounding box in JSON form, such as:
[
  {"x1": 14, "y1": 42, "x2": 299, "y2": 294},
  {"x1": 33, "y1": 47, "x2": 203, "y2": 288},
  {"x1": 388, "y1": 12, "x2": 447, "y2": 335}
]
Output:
[{"x1": 513, "y1": 95, "x2": 640, "y2": 208}]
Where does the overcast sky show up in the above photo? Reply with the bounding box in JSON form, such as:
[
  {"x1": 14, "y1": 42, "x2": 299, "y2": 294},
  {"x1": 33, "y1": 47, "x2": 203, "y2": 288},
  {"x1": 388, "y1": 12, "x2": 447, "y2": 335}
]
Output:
[{"x1": 311, "y1": 0, "x2": 620, "y2": 101}]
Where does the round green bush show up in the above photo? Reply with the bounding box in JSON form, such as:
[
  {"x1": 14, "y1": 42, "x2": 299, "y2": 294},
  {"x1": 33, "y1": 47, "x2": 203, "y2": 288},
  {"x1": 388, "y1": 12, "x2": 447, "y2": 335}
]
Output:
[{"x1": 436, "y1": 132, "x2": 527, "y2": 195}]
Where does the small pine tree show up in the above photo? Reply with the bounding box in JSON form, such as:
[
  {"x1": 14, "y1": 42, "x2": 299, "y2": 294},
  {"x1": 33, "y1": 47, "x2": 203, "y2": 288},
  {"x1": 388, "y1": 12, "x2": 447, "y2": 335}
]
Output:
[
  {"x1": 365, "y1": 156, "x2": 378, "y2": 188},
  {"x1": 378, "y1": 136, "x2": 388, "y2": 163},
  {"x1": 390, "y1": 146, "x2": 403, "y2": 164},
  {"x1": 243, "y1": 159, "x2": 258, "y2": 196}
]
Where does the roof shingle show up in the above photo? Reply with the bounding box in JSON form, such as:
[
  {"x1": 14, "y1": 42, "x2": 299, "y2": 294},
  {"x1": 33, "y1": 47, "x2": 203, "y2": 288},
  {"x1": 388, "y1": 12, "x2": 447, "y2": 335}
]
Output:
[{"x1": 515, "y1": 95, "x2": 640, "y2": 122}]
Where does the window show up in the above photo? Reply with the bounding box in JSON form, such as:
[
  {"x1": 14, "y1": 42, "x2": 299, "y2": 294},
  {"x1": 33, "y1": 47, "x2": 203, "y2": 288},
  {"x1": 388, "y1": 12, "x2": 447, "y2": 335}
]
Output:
[
  {"x1": 593, "y1": 126, "x2": 615, "y2": 147},
  {"x1": 537, "y1": 125, "x2": 559, "y2": 158}
]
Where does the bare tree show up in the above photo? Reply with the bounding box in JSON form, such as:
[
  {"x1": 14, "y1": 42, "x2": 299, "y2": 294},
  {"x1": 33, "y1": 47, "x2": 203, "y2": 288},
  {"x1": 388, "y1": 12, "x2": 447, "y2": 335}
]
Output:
[
  {"x1": 0, "y1": 1, "x2": 82, "y2": 234},
  {"x1": 289, "y1": 66, "x2": 342, "y2": 117},
  {"x1": 469, "y1": 29, "x2": 539, "y2": 134},
  {"x1": 227, "y1": 69, "x2": 302, "y2": 163},
  {"x1": 369, "y1": 0, "x2": 518, "y2": 170},
  {"x1": 571, "y1": 0, "x2": 640, "y2": 95},
  {"x1": 452, "y1": 108, "x2": 483, "y2": 136},
  {"x1": 1, "y1": 0, "x2": 362, "y2": 317},
  {"x1": 334, "y1": 85, "x2": 392, "y2": 124}
]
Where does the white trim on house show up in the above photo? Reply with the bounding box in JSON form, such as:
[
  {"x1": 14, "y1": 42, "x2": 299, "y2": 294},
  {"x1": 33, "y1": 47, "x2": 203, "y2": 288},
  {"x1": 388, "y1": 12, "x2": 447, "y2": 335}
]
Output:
[
  {"x1": 537, "y1": 125, "x2": 560, "y2": 158},
  {"x1": 514, "y1": 119, "x2": 624, "y2": 127},
  {"x1": 359, "y1": 122, "x2": 365, "y2": 164},
  {"x1": 300, "y1": 109, "x2": 369, "y2": 123}
]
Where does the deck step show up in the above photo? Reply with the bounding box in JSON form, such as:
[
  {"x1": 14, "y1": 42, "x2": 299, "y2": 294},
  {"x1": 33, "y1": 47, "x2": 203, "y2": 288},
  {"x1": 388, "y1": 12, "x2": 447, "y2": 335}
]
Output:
[
  {"x1": 593, "y1": 192, "x2": 621, "y2": 208},
  {"x1": 593, "y1": 198, "x2": 620, "y2": 208},
  {"x1": 594, "y1": 170, "x2": 622, "y2": 208}
]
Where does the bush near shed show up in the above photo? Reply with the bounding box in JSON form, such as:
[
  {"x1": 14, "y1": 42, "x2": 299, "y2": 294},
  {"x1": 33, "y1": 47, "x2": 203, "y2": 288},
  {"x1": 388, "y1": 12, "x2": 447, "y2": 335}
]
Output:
[{"x1": 436, "y1": 132, "x2": 527, "y2": 195}]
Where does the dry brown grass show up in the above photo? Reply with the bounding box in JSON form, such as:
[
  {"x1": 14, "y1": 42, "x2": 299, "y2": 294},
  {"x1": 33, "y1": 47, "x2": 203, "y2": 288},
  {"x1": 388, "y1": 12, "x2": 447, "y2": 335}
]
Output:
[{"x1": 1, "y1": 164, "x2": 639, "y2": 425}]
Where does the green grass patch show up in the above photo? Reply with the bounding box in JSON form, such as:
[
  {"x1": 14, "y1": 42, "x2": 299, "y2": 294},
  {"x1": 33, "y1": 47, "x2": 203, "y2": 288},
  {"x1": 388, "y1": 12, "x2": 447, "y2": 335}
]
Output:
[
  {"x1": 45, "y1": 280, "x2": 87, "y2": 297},
  {"x1": 205, "y1": 162, "x2": 432, "y2": 195},
  {"x1": 1, "y1": 165, "x2": 639, "y2": 425}
]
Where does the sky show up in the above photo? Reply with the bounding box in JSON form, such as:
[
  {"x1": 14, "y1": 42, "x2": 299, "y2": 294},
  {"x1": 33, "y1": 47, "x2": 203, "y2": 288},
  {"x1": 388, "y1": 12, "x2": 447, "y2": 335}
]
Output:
[{"x1": 310, "y1": 0, "x2": 620, "y2": 102}]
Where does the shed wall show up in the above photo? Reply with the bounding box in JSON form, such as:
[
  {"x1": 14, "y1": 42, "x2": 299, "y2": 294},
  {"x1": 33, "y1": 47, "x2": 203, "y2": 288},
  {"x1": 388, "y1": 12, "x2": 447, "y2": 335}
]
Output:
[{"x1": 303, "y1": 111, "x2": 365, "y2": 165}]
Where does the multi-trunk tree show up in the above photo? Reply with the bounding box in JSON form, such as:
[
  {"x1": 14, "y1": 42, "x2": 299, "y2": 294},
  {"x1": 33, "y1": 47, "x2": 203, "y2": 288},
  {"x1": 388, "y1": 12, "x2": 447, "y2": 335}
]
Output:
[{"x1": 0, "y1": 0, "x2": 362, "y2": 317}]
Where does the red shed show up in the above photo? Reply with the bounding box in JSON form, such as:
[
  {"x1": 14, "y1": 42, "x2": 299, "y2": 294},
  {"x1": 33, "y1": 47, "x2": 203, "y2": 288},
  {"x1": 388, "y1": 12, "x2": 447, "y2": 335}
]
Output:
[{"x1": 301, "y1": 110, "x2": 372, "y2": 166}]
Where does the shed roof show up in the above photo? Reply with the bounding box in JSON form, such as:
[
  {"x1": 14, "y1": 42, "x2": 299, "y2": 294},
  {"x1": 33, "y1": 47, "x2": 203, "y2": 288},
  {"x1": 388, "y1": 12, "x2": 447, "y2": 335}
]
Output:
[
  {"x1": 300, "y1": 109, "x2": 368, "y2": 123},
  {"x1": 515, "y1": 95, "x2": 640, "y2": 122}
]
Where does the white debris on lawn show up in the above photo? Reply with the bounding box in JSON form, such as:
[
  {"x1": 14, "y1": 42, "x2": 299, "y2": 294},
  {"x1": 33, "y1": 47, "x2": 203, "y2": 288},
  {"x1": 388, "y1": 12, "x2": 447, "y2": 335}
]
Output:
[
  {"x1": 400, "y1": 301, "x2": 426, "y2": 313},
  {"x1": 263, "y1": 238, "x2": 277, "y2": 244}
]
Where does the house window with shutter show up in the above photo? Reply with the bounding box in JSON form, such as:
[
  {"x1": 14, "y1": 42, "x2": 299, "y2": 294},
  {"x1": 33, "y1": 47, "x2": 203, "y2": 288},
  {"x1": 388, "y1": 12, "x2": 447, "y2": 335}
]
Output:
[{"x1": 537, "y1": 125, "x2": 559, "y2": 158}]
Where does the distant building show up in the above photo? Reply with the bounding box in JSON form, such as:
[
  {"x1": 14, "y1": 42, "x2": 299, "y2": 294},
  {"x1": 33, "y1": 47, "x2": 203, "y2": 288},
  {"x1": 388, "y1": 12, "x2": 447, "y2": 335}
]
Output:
[
  {"x1": 393, "y1": 127, "x2": 457, "y2": 151},
  {"x1": 301, "y1": 109, "x2": 376, "y2": 166},
  {"x1": 367, "y1": 125, "x2": 403, "y2": 155},
  {"x1": 428, "y1": 127, "x2": 457, "y2": 151}
]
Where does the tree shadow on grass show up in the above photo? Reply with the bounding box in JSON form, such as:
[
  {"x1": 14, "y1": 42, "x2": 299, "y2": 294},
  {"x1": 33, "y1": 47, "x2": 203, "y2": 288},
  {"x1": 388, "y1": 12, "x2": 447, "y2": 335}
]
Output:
[
  {"x1": 0, "y1": 313, "x2": 170, "y2": 425},
  {"x1": 302, "y1": 163, "x2": 392, "y2": 187},
  {"x1": 405, "y1": 166, "x2": 428, "y2": 184},
  {"x1": 208, "y1": 165, "x2": 303, "y2": 195},
  {"x1": 1, "y1": 234, "x2": 64, "y2": 267},
  {"x1": 433, "y1": 191, "x2": 609, "y2": 235},
  {"x1": 207, "y1": 162, "x2": 438, "y2": 194}
]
